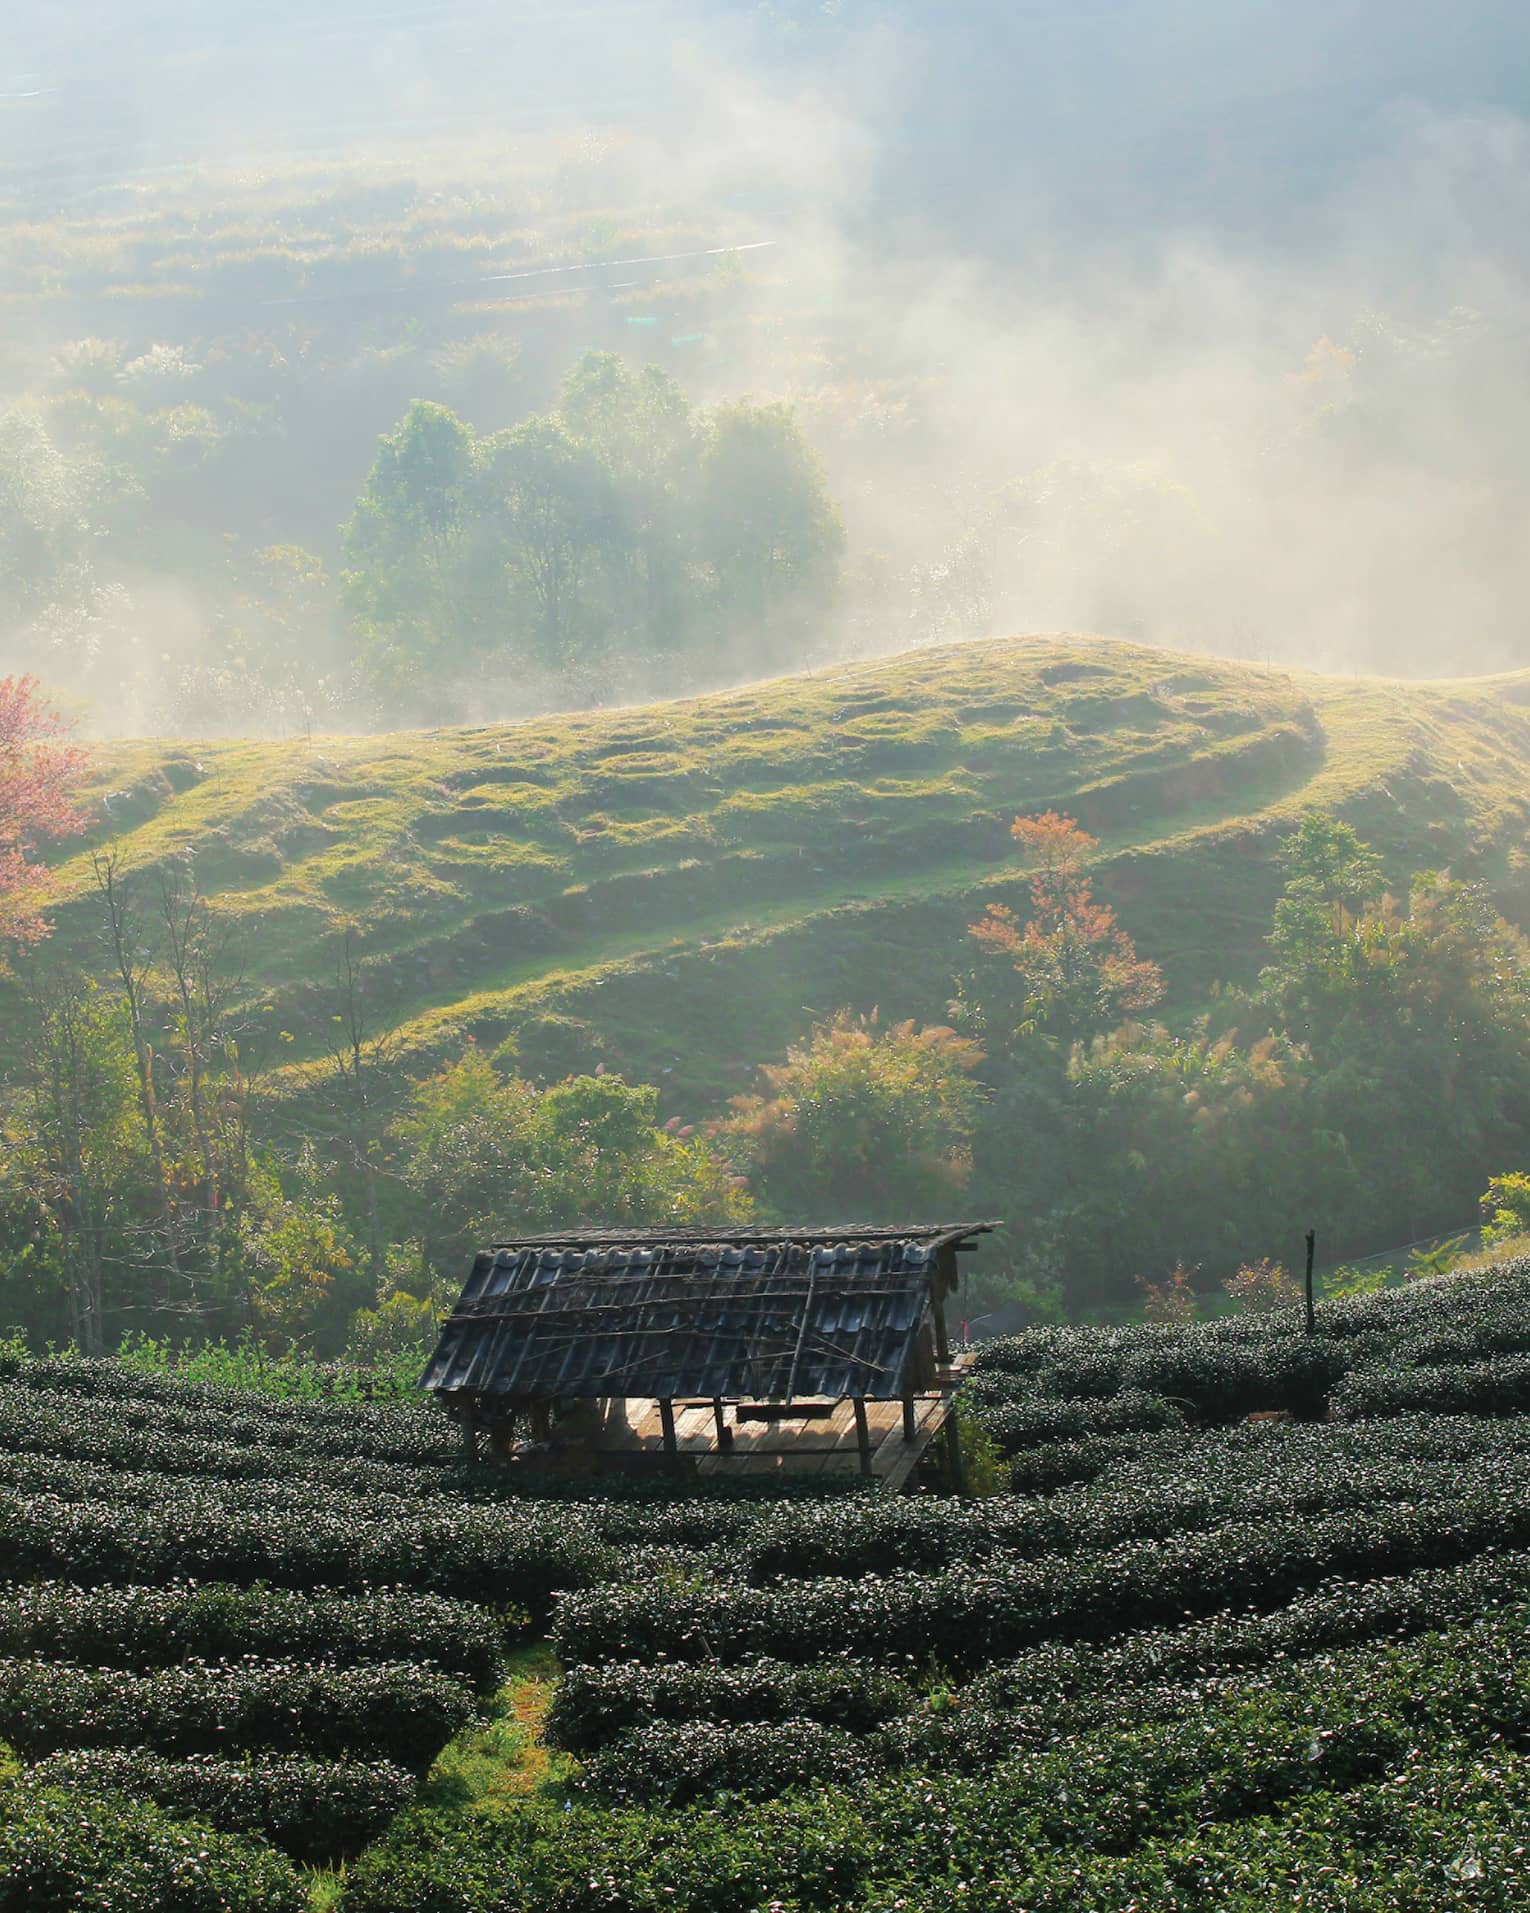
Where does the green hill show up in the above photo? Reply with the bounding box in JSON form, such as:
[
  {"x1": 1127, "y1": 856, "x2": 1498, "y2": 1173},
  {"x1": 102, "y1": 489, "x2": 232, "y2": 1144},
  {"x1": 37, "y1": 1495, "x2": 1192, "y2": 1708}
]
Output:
[{"x1": 33, "y1": 633, "x2": 1530, "y2": 1115}]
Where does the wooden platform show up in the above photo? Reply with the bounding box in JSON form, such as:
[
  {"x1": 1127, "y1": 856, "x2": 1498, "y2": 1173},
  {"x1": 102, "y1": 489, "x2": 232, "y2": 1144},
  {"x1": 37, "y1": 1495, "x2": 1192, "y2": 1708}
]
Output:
[{"x1": 544, "y1": 1360, "x2": 972, "y2": 1491}]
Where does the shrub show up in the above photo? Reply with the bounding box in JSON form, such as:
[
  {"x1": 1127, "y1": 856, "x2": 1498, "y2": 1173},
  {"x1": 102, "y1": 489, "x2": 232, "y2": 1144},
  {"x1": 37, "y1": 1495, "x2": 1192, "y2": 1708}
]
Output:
[
  {"x1": 0, "y1": 1582, "x2": 504, "y2": 1694},
  {"x1": 1332, "y1": 1354, "x2": 1530, "y2": 1421},
  {"x1": 0, "y1": 1658, "x2": 473, "y2": 1776},
  {"x1": 970, "y1": 1389, "x2": 1186, "y2": 1456},
  {"x1": 0, "y1": 1476, "x2": 617, "y2": 1611},
  {"x1": 557, "y1": 1484, "x2": 1530, "y2": 1674},
  {"x1": 580, "y1": 1717, "x2": 885, "y2": 1805},
  {"x1": 0, "y1": 1355, "x2": 452, "y2": 1462},
  {"x1": 545, "y1": 1659, "x2": 913, "y2": 1753},
  {"x1": 0, "y1": 1778, "x2": 306, "y2": 1911},
  {"x1": 25, "y1": 1751, "x2": 415, "y2": 1864}
]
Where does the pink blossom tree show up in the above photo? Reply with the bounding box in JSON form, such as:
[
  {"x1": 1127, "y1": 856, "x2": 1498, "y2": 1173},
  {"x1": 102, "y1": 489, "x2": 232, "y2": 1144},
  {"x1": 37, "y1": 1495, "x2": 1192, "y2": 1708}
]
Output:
[{"x1": 0, "y1": 676, "x2": 88, "y2": 945}]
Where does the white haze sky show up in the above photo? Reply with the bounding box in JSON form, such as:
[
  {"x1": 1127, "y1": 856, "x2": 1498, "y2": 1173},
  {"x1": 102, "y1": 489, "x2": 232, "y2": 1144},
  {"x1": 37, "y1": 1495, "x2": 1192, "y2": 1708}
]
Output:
[{"x1": 4, "y1": 0, "x2": 1530, "y2": 711}]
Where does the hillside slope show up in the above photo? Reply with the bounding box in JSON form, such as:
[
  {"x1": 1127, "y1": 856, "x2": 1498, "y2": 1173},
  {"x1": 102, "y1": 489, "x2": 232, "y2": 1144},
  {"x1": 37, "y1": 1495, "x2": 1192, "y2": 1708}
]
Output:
[{"x1": 30, "y1": 634, "x2": 1530, "y2": 1113}]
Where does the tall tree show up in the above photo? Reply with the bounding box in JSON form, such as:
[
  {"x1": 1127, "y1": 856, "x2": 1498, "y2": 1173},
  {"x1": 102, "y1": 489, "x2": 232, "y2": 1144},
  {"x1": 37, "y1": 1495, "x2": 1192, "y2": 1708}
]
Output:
[
  {"x1": 696, "y1": 400, "x2": 844, "y2": 656},
  {"x1": 340, "y1": 401, "x2": 482, "y2": 698},
  {"x1": 478, "y1": 417, "x2": 613, "y2": 670},
  {"x1": 560, "y1": 351, "x2": 694, "y2": 654},
  {"x1": 8, "y1": 974, "x2": 140, "y2": 1355}
]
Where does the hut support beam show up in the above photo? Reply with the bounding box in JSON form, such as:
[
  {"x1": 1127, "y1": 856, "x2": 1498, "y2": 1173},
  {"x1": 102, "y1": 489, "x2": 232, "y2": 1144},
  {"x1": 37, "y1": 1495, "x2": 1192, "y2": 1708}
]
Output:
[
  {"x1": 932, "y1": 1247, "x2": 956, "y2": 1363},
  {"x1": 460, "y1": 1403, "x2": 480, "y2": 1466},
  {"x1": 659, "y1": 1398, "x2": 682, "y2": 1475},
  {"x1": 853, "y1": 1397, "x2": 873, "y2": 1476},
  {"x1": 902, "y1": 1393, "x2": 917, "y2": 1442},
  {"x1": 712, "y1": 1398, "x2": 733, "y2": 1448}
]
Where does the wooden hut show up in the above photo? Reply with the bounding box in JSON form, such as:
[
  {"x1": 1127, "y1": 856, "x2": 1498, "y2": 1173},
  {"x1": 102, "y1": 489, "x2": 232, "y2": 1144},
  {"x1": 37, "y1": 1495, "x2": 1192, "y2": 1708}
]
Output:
[{"x1": 421, "y1": 1222, "x2": 995, "y2": 1489}]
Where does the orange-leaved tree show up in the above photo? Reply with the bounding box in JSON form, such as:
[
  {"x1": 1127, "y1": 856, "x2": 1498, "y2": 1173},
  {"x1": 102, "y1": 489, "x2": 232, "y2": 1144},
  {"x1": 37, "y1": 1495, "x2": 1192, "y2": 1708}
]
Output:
[
  {"x1": 0, "y1": 676, "x2": 88, "y2": 945},
  {"x1": 968, "y1": 812, "x2": 1163, "y2": 1039}
]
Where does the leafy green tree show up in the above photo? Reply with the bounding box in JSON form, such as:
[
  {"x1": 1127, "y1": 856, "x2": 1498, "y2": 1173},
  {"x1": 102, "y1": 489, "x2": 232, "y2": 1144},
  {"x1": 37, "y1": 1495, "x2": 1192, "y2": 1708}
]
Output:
[
  {"x1": 1262, "y1": 811, "x2": 1386, "y2": 1024},
  {"x1": 726, "y1": 1010, "x2": 984, "y2": 1219},
  {"x1": 559, "y1": 351, "x2": 695, "y2": 655},
  {"x1": 1481, "y1": 1172, "x2": 1530, "y2": 1248},
  {"x1": 478, "y1": 417, "x2": 613, "y2": 669},
  {"x1": 695, "y1": 400, "x2": 844, "y2": 656},
  {"x1": 0, "y1": 410, "x2": 91, "y2": 627},
  {"x1": 340, "y1": 400, "x2": 483, "y2": 698},
  {"x1": 3, "y1": 975, "x2": 142, "y2": 1355},
  {"x1": 236, "y1": 1148, "x2": 364, "y2": 1352},
  {"x1": 392, "y1": 1047, "x2": 749, "y2": 1285}
]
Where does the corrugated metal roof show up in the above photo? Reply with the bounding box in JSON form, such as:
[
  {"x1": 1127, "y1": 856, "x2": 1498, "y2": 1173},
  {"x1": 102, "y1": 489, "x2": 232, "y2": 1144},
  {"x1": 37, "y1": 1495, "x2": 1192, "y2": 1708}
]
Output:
[{"x1": 422, "y1": 1224, "x2": 992, "y2": 1404}]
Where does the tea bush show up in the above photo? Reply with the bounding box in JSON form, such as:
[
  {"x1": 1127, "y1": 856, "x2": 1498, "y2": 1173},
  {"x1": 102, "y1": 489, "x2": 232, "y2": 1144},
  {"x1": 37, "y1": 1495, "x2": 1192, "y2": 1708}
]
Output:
[
  {"x1": 26, "y1": 1750, "x2": 415, "y2": 1863},
  {"x1": 580, "y1": 1717, "x2": 887, "y2": 1805},
  {"x1": 545, "y1": 1658, "x2": 913, "y2": 1753},
  {"x1": 0, "y1": 1658, "x2": 473, "y2": 1775},
  {"x1": 0, "y1": 1479, "x2": 618, "y2": 1610},
  {"x1": 0, "y1": 1778, "x2": 307, "y2": 1911},
  {"x1": 0, "y1": 1582, "x2": 505, "y2": 1693}
]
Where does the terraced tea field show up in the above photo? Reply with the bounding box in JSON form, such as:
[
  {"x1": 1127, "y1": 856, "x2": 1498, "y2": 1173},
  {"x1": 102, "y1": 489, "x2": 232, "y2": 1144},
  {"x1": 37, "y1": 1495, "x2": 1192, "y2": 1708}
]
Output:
[{"x1": 6, "y1": 1264, "x2": 1530, "y2": 1907}]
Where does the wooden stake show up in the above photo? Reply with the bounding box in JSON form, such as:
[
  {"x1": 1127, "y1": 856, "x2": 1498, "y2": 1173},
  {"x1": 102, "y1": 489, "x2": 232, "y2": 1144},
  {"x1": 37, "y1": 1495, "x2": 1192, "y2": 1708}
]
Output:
[
  {"x1": 902, "y1": 1394, "x2": 917, "y2": 1442},
  {"x1": 1304, "y1": 1228, "x2": 1317, "y2": 1336},
  {"x1": 712, "y1": 1398, "x2": 733, "y2": 1449}
]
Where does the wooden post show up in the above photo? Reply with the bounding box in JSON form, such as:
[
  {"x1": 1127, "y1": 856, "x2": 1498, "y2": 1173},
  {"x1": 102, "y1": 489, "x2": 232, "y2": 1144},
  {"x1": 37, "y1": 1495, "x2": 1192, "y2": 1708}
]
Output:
[
  {"x1": 902, "y1": 1394, "x2": 917, "y2": 1442},
  {"x1": 1304, "y1": 1229, "x2": 1317, "y2": 1336},
  {"x1": 659, "y1": 1398, "x2": 681, "y2": 1474},
  {"x1": 712, "y1": 1398, "x2": 733, "y2": 1449},
  {"x1": 460, "y1": 1401, "x2": 480, "y2": 1466},
  {"x1": 932, "y1": 1248, "x2": 954, "y2": 1364},
  {"x1": 853, "y1": 1397, "x2": 873, "y2": 1477},
  {"x1": 943, "y1": 1405, "x2": 967, "y2": 1496}
]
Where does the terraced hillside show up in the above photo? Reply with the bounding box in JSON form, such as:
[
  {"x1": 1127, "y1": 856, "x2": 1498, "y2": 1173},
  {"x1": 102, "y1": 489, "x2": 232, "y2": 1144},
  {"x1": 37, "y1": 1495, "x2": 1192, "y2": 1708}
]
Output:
[{"x1": 31, "y1": 633, "x2": 1530, "y2": 1111}]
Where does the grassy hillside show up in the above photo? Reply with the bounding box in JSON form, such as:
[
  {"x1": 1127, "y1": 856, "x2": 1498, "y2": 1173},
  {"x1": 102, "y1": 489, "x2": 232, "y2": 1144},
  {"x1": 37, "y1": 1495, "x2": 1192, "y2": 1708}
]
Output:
[{"x1": 30, "y1": 632, "x2": 1530, "y2": 1115}]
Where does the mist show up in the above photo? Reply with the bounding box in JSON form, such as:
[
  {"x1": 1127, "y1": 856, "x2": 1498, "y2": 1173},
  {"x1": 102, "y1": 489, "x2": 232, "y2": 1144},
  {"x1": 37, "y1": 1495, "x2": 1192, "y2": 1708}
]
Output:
[{"x1": 3, "y1": 0, "x2": 1530, "y2": 735}]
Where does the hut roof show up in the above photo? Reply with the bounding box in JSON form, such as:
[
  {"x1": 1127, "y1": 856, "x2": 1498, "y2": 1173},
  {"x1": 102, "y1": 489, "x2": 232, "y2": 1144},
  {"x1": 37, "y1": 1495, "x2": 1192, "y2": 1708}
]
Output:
[{"x1": 422, "y1": 1223, "x2": 994, "y2": 1405}]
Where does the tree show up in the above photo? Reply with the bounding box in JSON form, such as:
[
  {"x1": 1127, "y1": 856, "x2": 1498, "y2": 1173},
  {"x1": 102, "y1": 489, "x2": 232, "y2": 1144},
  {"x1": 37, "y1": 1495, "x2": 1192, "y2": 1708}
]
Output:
[
  {"x1": 392, "y1": 1047, "x2": 748, "y2": 1286},
  {"x1": 5, "y1": 974, "x2": 141, "y2": 1354},
  {"x1": 0, "y1": 676, "x2": 88, "y2": 946},
  {"x1": 1481, "y1": 1172, "x2": 1530, "y2": 1248},
  {"x1": 559, "y1": 351, "x2": 695, "y2": 656},
  {"x1": 966, "y1": 813, "x2": 1163, "y2": 1040},
  {"x1": 340, "y1": 401, "x2": 483, "y2": 698},
  {"x1": 236, "y1": 1148, "x2": 363, "y2": 1353},
  {"x1": 726, "y1": 1010, "x2": 985, "y2": 1218},
  {"x1": 1261, "y1": 811, "x2": 1386, "y2": 1023},
  {"x1": 0, "y1": 411, "x2": 90, "y2": 628},
  {"x1": 478, "y1": 417, "x2": 613, "y2": 670},
  {"x1": 695, "y1": 400, "x2": 844, "y2": 655}
]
